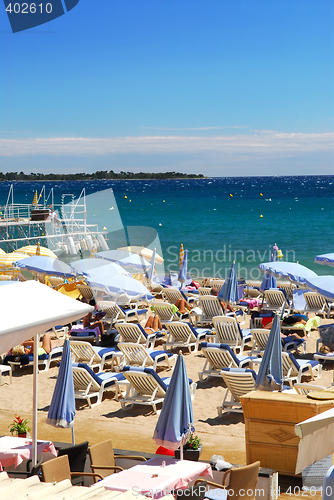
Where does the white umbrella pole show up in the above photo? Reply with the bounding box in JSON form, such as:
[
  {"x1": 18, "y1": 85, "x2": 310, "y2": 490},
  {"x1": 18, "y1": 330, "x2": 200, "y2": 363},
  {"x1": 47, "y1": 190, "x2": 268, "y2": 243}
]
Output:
[
  {"x1": 32, "y1": 333, "x2": 39, "y2": 467},
  {"x1": 71, "y1": 427, "x2": 75, "y2": 445},
  {"x1": 180, "y1": 444, "x2": 183, "y2": 461}
]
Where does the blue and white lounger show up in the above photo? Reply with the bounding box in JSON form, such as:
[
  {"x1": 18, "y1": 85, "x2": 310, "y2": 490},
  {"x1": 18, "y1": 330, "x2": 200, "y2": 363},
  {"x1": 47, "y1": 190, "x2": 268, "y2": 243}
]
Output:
[{"x1": 120, "y1": 366, "x2": 196, "y2": 413}]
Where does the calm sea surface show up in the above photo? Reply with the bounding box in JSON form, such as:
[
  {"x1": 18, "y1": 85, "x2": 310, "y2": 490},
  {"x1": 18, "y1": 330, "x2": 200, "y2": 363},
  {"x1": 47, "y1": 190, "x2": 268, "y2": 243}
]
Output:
[{"x1": 1, "y1": 176, "x2": 333, "y2": 281}]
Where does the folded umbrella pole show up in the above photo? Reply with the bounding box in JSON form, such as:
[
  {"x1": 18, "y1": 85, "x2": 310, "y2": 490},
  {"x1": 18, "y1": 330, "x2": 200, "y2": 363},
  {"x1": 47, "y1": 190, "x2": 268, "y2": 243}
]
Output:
[{"x1": 153, "y1": 353, "x2": 195, "y2": 460}]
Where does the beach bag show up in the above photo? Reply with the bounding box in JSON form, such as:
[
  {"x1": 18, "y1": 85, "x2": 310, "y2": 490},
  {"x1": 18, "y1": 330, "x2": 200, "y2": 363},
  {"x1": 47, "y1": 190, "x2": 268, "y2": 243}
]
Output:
[{"x1": 319, "y1": 324, "x2": 334, "y2": 345}]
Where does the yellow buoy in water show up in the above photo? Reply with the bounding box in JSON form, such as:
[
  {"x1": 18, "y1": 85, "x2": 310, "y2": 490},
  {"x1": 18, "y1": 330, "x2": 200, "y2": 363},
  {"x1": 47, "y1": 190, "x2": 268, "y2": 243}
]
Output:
[
  {"x1": 129, "y1": 200, "x2": 131, "y2": 202},
  {"x1": 260, "y1": 193, "x2": 263, "y2": 196},
  {"x1": 163, "y1": 200, "x2": 165, "y2": 202},
  {"x1": 260, "y1": 214, "x2": 263, "y2": 218},
  {"x1": 124, "y1": 195, "x2": 127, "y2": 199},
  {"x1": 229, "y1": 194, "x2": 233, "y2": 197}
]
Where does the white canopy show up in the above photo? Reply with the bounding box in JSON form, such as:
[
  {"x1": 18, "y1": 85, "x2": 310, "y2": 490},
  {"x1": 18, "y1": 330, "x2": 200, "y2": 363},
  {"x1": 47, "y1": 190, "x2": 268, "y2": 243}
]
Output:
[
  {"x1": 0, "y1": 280, "x2": 93, "y2": 466},
  {"x1": 0, "y1": 281, "x2": 93, "y2": 354},
  {"x1": 294, "y1": 407, "x2": 334, "y2": 474}
]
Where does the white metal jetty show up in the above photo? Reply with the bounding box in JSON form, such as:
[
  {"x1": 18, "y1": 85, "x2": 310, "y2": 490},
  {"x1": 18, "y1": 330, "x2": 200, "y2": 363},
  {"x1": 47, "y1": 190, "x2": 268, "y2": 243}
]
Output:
[{"x1": 0, "y1": 185, "x2": 109, "y2": 257}]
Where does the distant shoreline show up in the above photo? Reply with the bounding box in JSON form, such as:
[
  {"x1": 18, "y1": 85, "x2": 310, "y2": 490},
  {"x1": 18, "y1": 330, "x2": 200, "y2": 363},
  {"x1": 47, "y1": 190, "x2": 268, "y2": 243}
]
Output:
[
  {"x1": 1, "y1": 177, "x2": 207, "y2": 182},
  {"x1": 0, "y1": 172, "x2": 206, "y2": 182}
]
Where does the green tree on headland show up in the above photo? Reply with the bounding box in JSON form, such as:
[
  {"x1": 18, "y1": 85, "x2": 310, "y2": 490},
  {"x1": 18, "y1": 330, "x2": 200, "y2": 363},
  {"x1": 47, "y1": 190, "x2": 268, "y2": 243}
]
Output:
[{"x1": 0, "y1": 171, "x2": 205, "y2": 181}]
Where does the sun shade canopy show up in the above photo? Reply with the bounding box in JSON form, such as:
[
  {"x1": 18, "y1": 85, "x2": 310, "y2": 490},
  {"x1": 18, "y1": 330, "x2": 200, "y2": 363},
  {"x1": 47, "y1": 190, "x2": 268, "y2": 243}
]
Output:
[{"x1": 0, "y1": 281, "x2": 93, "y2": 354}]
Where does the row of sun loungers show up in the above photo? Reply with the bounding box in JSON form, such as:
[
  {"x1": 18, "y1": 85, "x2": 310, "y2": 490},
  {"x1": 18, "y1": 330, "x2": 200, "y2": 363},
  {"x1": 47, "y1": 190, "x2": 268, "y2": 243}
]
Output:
[{"x1": 1, "y1": 280, "x2": 331, "y2": 422}]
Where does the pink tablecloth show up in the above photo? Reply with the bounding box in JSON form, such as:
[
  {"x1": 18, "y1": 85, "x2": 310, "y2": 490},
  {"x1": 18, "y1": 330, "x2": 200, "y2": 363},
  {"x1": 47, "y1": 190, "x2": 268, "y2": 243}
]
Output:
[
  {"x1": 103, "y1": 457, "x2": 213, "y2": 498},
  {"x1": 0, "y1": 436, "x2": 57, "y2": 468}
]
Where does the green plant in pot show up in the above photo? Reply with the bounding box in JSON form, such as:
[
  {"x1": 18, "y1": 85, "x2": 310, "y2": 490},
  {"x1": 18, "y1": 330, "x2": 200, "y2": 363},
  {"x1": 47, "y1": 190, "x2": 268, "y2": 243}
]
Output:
[
  {"x1": 175, "y1": 433, "x2": 202, "y2": 461},
  {"x1": 9, "y1": 414, "x2": 31, "y2": 438}
]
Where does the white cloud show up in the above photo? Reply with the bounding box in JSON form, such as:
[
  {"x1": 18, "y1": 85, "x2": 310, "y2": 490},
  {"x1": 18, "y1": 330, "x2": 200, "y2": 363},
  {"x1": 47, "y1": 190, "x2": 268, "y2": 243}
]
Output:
[
  {"x1": 141, "y1": 126, "x2": 249, "y2": 130},
  {"x1": 0, "y1": 131, "x2": 333, "y2": 160}
]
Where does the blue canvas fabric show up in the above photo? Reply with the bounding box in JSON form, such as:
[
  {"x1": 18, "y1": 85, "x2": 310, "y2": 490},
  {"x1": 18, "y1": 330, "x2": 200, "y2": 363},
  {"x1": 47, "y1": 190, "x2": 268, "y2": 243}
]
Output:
[
  {"x1": 315, "y1": 253, "x2": 334, "y2": 267},
  {"x1": 122, "y1": 366, "x2": 169, "y2": 391},
  {"x1": 304, "y1": 276, "x2": 334, "y2": 301},
  {"x1": 14, "y1": 256, "x2": 74, "y2": 277},
  {"x1": 146, "y1": 249, "x2": 156, "y2": 282},
  {"x1": 75, "y1": 362, "x2": 125, "y2": 387},
  {"x1": 153, "y1": 353, "x2": 194, "y2": 450},
  {"x1": 46, "y1": 340, "x2": 76, "y2": 428},
  {"x1": 260, "y1": 250, "x2": 278, "y2": 291},
  {"x1": 258, "y1": 261, "x2": 317, "y2": 285},
  {"x1": 200, "y1": 343, "x2": 257, "y2": 367},
  {"x1": 178, "y1": 250, "x2": 188, "y2": 284},
  {"x1": 255, "y1": 314, "x2": 283, "y2": 391},
  {"x1": 218, "y1": 262, "x2": 238, "y2": 303},
  {"x1": 4, "y1": 353, "x2": 48, "y2": 366},
  {"x1": 184, "y1": 322, "x2": 211, "y2": 338},
  {"x1": 88, "y1": 274, "x2": 153, "y2": 300}
]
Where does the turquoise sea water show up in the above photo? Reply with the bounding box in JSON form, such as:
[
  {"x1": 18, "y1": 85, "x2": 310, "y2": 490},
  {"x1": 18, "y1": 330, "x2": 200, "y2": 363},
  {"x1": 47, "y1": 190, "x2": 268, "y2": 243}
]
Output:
[{"x1": 1, "y1": 176, "x2": 333, "y2": 281}]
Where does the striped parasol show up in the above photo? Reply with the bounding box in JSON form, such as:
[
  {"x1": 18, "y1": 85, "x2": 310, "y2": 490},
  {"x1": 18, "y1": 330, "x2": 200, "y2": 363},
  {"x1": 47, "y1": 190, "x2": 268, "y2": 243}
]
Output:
[
  {"x1": 0, "y1": 249, "x2": 6, "y2": 255},
  {"x1": 0, "y1": 252, "x2": 29, "y2": 269},
  {"x1": 179, "y1": 244, "x2": 184, "y2": 268},
  {"x1": 14, "y1": 245, "x2": 58, "y2": 259},
  {"x1": 32, "y1": 191, "x2": 38, "y2": 205}
]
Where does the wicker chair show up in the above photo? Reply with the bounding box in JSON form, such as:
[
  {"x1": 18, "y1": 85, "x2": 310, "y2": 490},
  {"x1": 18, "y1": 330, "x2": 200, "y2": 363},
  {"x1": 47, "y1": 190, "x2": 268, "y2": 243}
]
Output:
[
  {"x1": 57, "y1": 441, "x2": 89, "y2": 485},
  {"x1": 195, "y1": 461, "x2": 260, "y2": 500},
  {"x1": 41, "y1": 454, "x2": 102, "y2": 484},
  {"x1": 88, "y1": 439, "x2": 146, "y2": 480}
]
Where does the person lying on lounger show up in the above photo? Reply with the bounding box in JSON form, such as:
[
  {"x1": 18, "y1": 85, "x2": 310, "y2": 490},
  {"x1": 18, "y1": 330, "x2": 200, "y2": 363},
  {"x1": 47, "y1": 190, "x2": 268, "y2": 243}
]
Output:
[
  {"x1": 8, "y1": 333, "x2": 52, "y2": 356},
  {"x1": 83, "y1": 298, "x2": 105, "y2": 337},
  {"x1": 174, "y1": 298, "x2": 193, "y2": 314},
  {"x1": 144, "y1": 315, "x2": 163, "y2": 334},
  {"x1": 210, "y1": 287, "x2": 235, "y2": 313}
]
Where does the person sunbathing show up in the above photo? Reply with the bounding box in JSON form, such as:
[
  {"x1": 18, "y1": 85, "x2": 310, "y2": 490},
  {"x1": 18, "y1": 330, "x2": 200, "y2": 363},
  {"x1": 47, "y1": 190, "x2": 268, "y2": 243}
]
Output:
[
  {"x1": 174, "y1": 298, "x2": 193, "y2": 314},
  {"x1": 83, "y1": 298, "x2": 105, "y2": 337},
  {"x1": 210, "y1": 288, "x2": 235, "y2": 313},
  {"x1": 9, "y1": 333, "x2": 52, "y2": 356},
  {"x1": 144, "y1": 315, "x2": 163, "y2": 334}
]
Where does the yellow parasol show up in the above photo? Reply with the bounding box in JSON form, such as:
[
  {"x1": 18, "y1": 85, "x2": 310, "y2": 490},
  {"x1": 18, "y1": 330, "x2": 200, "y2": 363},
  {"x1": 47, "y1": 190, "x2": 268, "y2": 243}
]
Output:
[
  {"x1": 0, "y1": 252, "x2": 29, "y2": 269},
  {"x1": 14, "y1": 245, "x2": 57, "y2": 259},
  {"x1": 179, "y1": 244, "x2": 184, "y2": 268},
  {"x1": 32, "y1": 191, "x2": 38, "y2": 206},
  {"x1": 0, "y1": 249, "x2": 6, "y2": 255}
]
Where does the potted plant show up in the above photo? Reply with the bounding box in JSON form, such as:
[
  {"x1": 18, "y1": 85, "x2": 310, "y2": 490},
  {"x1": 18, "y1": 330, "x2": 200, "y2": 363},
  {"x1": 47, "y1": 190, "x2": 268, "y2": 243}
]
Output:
[
  {"x1": 175, "y1": 433, "x2": 202, "y2": 461},
  {"x1": 9, "y1": 414, "x2": 31, "y2": 438}
]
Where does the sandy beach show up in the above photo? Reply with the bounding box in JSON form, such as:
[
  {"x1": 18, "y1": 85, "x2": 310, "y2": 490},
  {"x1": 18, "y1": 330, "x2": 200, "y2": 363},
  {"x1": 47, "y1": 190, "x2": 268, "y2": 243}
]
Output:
[{"x1": 0, "y1": 311, "x2": 333, "y2": 466}]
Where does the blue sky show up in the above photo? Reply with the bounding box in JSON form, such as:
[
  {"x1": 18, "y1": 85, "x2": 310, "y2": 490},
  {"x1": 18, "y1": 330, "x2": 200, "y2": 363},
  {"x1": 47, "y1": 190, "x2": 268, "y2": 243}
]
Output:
[{"x1": 0, "y1": 0, "x2": 333, "y2": 175}]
